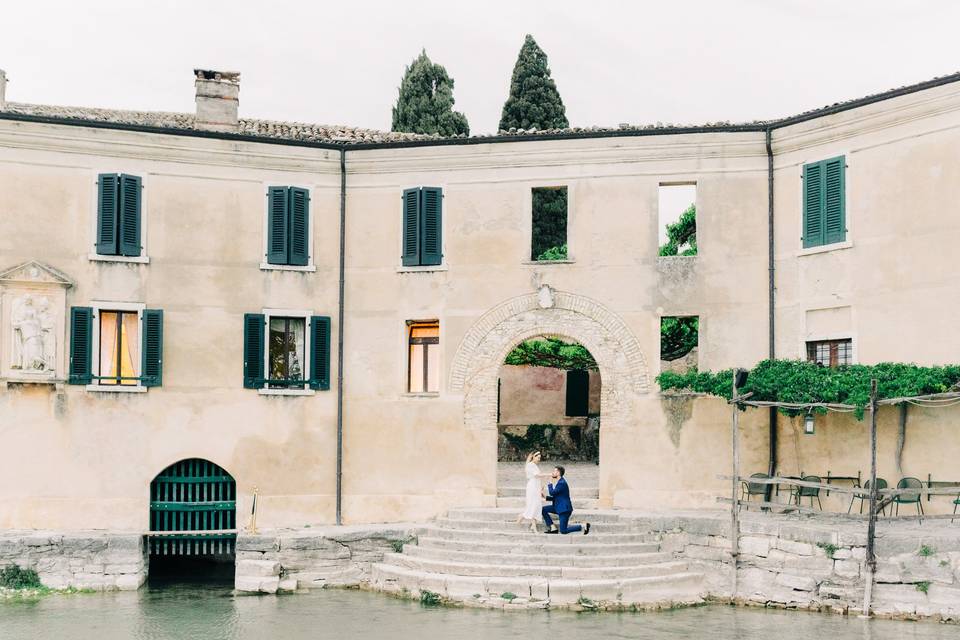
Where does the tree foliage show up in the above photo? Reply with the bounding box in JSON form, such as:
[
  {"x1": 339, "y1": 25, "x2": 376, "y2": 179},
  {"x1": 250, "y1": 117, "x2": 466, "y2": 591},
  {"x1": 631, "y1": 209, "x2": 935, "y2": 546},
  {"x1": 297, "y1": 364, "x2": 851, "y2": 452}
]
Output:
[
  {"x1": 392, "y1": 50, "x2": 469, "y2": 137},
  {"x1": 499, "y1": 35, "x2": 569, "y2": 132},
  {"x1": 505, "y1": 337, "x2": 597, "y2": 370},
  {"x1": 536, "y1": 243, "x2": 568, "y2": 261},
  {"x1": 661, "y1": 317, "x2": 699, "y2": 361},
  {"x1": 532, "y1": 187, "x2": 568, "y2": 260},
  {"x1": 656, "y1": 359, "x2": 960, "y2": 419},
  {"x1": 659, "y1": 205, "x2": 697, "y2": 256}
]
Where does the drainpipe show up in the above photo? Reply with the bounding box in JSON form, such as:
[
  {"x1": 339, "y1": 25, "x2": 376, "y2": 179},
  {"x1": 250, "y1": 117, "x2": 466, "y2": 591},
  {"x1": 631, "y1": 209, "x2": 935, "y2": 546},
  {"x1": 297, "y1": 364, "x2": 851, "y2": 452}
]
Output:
[
  {"x1": 765, "y1": 127, "x2": 778, "y2": 492},
  {"x1": 336, "y1": 147, "x2": 346, "y2": 525}
]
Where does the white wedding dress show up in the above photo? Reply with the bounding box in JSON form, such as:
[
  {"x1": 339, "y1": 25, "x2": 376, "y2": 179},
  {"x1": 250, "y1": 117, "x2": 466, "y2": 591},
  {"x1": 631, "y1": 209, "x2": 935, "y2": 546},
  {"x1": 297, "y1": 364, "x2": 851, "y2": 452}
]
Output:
[{"x1": 522, "y1": 461, "x2": 541, "y2": 520}]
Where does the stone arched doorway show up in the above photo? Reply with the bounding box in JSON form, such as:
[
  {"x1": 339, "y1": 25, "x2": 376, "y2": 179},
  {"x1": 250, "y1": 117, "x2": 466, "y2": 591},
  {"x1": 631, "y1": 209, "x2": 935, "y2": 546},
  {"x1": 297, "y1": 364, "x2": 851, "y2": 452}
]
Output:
[{"x1": 449, "y1": 286, "x2": 650, "y2": 504}]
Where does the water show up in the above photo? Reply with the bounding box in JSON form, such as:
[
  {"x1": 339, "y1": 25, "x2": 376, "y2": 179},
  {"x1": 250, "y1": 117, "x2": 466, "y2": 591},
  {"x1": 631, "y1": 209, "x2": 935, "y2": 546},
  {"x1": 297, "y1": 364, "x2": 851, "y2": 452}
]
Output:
[{"x1": 0, "y1": 584, "x2": 955, "y2": 640}]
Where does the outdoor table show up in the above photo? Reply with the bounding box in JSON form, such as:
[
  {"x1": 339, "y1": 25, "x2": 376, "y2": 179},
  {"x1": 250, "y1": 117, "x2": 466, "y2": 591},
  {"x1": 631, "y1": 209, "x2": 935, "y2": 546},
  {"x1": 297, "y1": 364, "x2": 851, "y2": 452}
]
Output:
[
  {"x1": 823, "y1": 470, "x2": 861, "y2": 496},
  {"x1": 925, "y1": 474, "x2": 960, "y2": 503}
]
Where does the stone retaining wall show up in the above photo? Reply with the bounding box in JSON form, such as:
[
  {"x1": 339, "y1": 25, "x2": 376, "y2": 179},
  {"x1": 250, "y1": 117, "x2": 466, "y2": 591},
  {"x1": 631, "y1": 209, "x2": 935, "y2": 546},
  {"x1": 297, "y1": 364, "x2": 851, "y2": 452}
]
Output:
[
  {"x1": 0, "y1": 531, "x2": 146, "y2": 591},
  {"x1": 627, "y1": 513, "x2": 960, "y2": 622},
  {"x1": 234, "y1": 525, "x2": 416, "y2": 594}
]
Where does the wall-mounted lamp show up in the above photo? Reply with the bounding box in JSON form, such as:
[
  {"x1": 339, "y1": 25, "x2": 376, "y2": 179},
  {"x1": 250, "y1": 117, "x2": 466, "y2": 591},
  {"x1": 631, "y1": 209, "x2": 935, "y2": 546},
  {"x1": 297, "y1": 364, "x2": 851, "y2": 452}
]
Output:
[{"x1": 804, "y1": 412, "x2": 815, "y2": 435}]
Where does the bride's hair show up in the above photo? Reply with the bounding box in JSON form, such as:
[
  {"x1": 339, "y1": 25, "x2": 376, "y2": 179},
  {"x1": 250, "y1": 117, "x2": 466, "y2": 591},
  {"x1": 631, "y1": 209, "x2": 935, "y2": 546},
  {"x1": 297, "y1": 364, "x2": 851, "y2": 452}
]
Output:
[{"x1": 526, "y1": 451, "x2": 541, "y2": 462}]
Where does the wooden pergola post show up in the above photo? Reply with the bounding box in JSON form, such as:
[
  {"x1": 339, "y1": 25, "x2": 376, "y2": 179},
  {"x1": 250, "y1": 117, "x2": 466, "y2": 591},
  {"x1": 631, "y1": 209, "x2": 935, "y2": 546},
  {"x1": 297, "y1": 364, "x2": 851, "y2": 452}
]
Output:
[
  {"x1": 730, "y1": 372, "x2": 741, "y2": 597},
  {"x1": 862, "y1": 379, "x2": 879, "y2": 617}
]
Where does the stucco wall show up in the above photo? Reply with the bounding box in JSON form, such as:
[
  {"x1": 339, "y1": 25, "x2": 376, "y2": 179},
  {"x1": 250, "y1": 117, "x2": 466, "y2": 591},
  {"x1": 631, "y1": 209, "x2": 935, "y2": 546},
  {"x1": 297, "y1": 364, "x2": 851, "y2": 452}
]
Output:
[{"x1": 498, "y1": 364, "x2": 600, "y2": 426}]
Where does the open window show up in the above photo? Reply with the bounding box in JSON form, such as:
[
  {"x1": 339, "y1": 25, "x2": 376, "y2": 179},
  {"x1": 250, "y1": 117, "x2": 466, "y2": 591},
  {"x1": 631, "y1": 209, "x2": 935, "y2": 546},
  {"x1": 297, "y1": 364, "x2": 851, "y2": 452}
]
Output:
[
  {"x1": 531, "y1": 186, "x2": 568, "y2": 261},
  {"x1": 658, "y1": 183, "x2": 697, "y2": 256},
  {"x1": 407, "y1": 321, "x2": 440, "y2": 394},
  {"x1": 660, "y1": 316, "x2": 699, "y2": 372}
]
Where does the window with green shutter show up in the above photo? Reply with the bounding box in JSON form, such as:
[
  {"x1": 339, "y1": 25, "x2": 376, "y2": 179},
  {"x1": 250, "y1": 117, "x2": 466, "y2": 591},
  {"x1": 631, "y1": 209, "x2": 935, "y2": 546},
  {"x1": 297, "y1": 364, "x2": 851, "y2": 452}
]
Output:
[
  {"x1": 244, "y1": 312, "x2": 332, "y2": 392},
  {"x1": 96, "y1": 173, "x2": 142, "y2": 257},
  {"x1": 803, "y1": 156, "x2": 846, "y2": 248},
  {"x1": 141, "y1": 309, "x2": 164, "y2": 387},
  {"x1": 266, "y1": 186, "x2": 310, "y2": 266},
  {"x1": 68, "y1": 306, "x2": 93, "y2": 384},
  {"x1": 70, "y1": 305, "x2": 163, "y2": 388},
  {"x1": 401, "y1": 187, "x2": 443, "y2": 266},
  {"x1": 309, "y1": 316, "x2": 331, "y2": 390},
  {"x1": 243, "y1": 313, "x2": 265, "y2": 389}
]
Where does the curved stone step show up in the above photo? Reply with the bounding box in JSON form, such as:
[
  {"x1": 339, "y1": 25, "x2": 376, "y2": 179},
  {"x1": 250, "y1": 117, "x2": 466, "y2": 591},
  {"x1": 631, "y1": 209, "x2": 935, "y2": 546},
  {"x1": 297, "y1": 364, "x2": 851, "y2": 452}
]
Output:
[
  {"x1": 416, "y1": 535, "x2": 661, "y2": 556},
  {"x1": 446, "y1": 508, "x2": 621, "y2": 523},
  {"x1": 496, "y1": 497, "x2": 601, "y2": 509},
  {"x1": 403, "y1": 543, "x2": 673, "y2": 567},
  {"x1": 436, "y1": 518, "x2": 636, "y2": 533},
  {"x1": 497, "y1": 486, "x2": 599, "y2": 498},
  {"x1": 382, "y1": 552, "x2": 689, "y2": 580},
  {"x1": 418, "y1": 525, "x2": 652, "y2": 545},
  {"x1": 371, "y1": 562, "x2": 704, "y2": 606}
]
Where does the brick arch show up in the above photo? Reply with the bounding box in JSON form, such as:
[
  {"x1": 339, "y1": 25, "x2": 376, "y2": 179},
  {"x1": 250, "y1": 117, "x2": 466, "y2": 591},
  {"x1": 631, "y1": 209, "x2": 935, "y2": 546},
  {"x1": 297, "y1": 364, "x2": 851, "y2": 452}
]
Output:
[{"x1": 449, "y1": 290, "x2": 650, "y2": 433}]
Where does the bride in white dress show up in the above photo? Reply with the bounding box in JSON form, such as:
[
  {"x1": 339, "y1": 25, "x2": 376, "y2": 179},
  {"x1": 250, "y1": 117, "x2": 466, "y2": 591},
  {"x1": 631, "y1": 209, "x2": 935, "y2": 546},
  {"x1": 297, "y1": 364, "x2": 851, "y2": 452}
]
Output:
[{"x1": 516, "y1": 451, "x2": 549, "y2": 533}]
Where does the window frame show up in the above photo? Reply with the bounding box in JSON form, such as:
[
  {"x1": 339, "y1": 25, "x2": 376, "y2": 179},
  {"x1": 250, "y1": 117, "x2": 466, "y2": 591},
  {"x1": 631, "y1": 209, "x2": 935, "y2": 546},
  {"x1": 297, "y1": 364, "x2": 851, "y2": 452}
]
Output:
[
  {"x1": 85, "y1": 300, "x2": 147, "y2": 393},
  {"x1": 397, "y1": 184, "x2": 447, "y2": 272},
  {"x1": 524, "y1": 182, "x2": 575, "y2": 265},
  {"x1": 404, "y1": 319, "x2": 441, "y2": 396},
  {"x1": 259, "y1": 183, "x2": 317, "y2": 272},
  {"x1": 805, "y1": 337, "x2": 854, "y2": 368},
  {"x1": 88, "y1": 171, "x2": 150, "y2": 264},
  {"x1": 260, "y1": 307, "x2": 315, "y2": 396},
  {"x1": 797, "y1": 154, "x2": 853, "y2": 256},
  {"x1": 657, "y1": 180, "x2": 699, "y2": 258}
]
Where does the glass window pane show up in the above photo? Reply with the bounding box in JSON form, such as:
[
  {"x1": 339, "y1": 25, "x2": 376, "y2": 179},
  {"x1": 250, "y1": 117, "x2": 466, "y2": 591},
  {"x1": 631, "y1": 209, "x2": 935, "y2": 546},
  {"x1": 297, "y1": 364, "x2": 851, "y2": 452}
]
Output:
[
  {"x1": 99, "y1": 311, "x2": 118, "y2": 385},
  {"x1": 269, "y1": 318, "x2": 287, "y2": 380},
  {"x1": 426, "y1": 344, "x2": 440, "y2": 393},
  {"x1": 269, "y1": 317, "x2": 305, "y2": 386},
  {"x1": 119, "y1": 312, "x2": 139, "y2": 385},
  {"x1": 289, "y1": 318, "x2": 305, "y2": 381},
  {"x1": 409, "y1": 344, "x2": 424, "y2": 393},
  {"x1": 410, "y1": 323, "x2": 439, "y2": 339}
]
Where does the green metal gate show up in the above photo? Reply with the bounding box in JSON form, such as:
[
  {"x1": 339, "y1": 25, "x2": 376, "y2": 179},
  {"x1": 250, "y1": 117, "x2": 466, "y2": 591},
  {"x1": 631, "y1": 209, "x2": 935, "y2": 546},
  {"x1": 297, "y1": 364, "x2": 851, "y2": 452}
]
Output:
[{"x1": 149, "y1": 458, "x2": 237, "y2": 556}]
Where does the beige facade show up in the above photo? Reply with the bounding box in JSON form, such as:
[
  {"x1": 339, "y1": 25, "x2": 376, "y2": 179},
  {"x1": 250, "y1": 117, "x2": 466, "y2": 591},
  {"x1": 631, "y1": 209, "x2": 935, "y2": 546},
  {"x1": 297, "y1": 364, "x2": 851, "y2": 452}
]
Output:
[{"x1": 1, "y1": 72, "x2": 960, "y2": 531}]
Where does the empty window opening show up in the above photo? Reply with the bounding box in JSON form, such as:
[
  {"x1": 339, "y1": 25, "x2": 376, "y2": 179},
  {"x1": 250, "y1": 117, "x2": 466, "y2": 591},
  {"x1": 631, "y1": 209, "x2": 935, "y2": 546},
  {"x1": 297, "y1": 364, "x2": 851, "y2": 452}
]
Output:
[
  {"x1": 660, "y1": 316, "x2": 699, "y2": 372},
  {"x1": 807, "y1": 339, "x2": 852, "y2": 367},
  {"x1": 531, "y1": 187, "x2": 568, "y2": 261},
  {"x1": 658, "y1": 184, "x2": 697, "y2": 256},
  {"x1": 408, "y1": 321, "x2": 440, "y2": 393}
]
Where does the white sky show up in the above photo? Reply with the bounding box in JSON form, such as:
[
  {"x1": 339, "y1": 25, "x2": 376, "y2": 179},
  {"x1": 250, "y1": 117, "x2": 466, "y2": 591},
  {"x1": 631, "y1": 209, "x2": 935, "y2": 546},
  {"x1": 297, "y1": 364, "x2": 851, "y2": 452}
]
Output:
[{"x1": 2, "y1": 1, "x2": 958, "y2": 136}]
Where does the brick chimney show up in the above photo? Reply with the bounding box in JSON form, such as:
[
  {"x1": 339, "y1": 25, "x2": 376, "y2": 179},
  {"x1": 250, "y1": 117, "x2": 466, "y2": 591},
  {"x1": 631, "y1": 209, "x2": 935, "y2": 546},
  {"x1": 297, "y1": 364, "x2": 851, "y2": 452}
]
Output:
[
  {"x1": 0, "y1": 69, "x2": 7, "y2": 109},
  {"x1": 194, "y1": 69, "x2": 240, "y2": 132}
]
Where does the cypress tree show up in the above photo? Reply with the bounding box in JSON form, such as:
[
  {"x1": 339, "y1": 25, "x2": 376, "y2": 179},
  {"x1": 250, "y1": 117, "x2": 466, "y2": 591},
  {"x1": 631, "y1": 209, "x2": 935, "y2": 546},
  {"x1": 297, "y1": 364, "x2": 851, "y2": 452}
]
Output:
[
  {"x1": 499, "y1": 35, "x2": 569, "y2": 132},
  {"x1": 391, "y1": 50, "x2": 469, "y2": 137}
]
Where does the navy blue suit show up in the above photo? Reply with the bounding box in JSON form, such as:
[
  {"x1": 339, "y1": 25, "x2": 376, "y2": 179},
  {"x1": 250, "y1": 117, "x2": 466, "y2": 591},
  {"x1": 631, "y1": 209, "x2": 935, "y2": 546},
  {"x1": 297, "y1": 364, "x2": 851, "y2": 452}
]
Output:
[{"x1": 542, "y1": 477, "x2": 582, "y2": 534}]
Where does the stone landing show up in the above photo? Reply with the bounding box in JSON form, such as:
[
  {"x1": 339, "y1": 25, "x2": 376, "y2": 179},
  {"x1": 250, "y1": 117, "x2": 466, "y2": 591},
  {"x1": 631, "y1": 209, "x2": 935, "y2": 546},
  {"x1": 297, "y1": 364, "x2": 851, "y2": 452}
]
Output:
[{"x1": 370, "y1": 508, "x2": 704, "y2": 609}]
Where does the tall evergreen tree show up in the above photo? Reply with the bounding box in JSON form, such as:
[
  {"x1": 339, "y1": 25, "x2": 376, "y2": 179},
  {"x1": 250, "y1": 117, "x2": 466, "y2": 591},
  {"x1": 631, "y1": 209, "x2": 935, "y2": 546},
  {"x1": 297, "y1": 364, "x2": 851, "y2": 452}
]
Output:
[
  {"x1": 499, "y1": 35, "x2": 569, "y2": 132},
  {"x1": 391, "y1": 50, "x2": 469, "y2": 137}
]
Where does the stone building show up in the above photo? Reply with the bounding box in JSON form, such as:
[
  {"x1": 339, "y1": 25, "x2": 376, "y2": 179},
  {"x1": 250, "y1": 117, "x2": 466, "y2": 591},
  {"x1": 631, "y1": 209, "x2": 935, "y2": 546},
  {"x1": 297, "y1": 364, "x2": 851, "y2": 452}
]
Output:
[{"x1": 1, "y1": 67, "x2": 959, "y2": 537}]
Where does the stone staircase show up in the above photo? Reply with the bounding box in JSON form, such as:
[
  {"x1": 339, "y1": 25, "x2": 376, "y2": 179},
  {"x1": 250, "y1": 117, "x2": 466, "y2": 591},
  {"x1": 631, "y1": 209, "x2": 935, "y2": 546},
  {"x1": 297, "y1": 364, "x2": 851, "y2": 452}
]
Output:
[
  {"x1": 495, "y1": 460, "x2": 601, "y2": 509},
  {"x1": 371, "y1": 508, "x2": 704, "y2": 609}
]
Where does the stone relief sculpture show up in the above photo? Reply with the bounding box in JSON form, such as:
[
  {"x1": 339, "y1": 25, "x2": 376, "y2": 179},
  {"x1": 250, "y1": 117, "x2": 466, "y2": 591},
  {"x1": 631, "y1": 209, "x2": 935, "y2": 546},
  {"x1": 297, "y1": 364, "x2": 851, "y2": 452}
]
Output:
[{"x1": 11, "y1": 295, "x2": 56, "y2": 373}]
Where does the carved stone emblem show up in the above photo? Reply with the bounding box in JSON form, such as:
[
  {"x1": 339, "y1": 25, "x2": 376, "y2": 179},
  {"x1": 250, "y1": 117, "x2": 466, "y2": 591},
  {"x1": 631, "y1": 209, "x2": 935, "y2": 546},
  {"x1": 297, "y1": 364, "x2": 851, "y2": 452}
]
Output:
[
  {"x1": 537, "y1": 284, "x2": 555, "y2": 309},
  {"x1": 11, "y1": 294, "x2": 56, "y2": 372}
]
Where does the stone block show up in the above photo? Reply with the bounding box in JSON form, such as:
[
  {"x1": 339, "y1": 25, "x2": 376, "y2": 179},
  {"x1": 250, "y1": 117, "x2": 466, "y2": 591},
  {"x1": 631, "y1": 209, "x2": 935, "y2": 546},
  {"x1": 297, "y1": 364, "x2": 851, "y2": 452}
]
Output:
[
  {"x1": 678, "y1": 517, "x2": 727, "y2": 537},
  {"x1": 739, "y1": 519, "x2": 781, "y2": 537},
  {"x1": 278, "y1": 578, "x2": 298, "y2": 593},
  {"x1": 872, "y1": 583, "x2": 927, "y2": 615},
  {"x1": 831, "y1": 549, "x2": 852, "y2": 560},
  {"x1": 833, "y1": 559, "x2": 860, "y2": 579},
  {"x1": 530, "y1": 580, "x2": 549, "y2": 601},
  {"x1": 578, "y1": 580, "x2": 620, "y2": 603},
  {"x1": 547, "y1": 580, "x2": 581, "y2": 604},
  {"x1": 104, "y1": 563, "x2": 142, "y2": 574},
  {"x1": 899, "y1": 556, "x2": 954, "y2": 585},
  {"x1": 739, "y1": 536, "x2": 770, "y2": 558},
  {"x1": 837, "y1": 531, "x2": 868, "y2": 546},
  {"x1": 874, "y1": 535, "x2": 920, "y2": 557},
  {"x1": 873, "y1": 560, "x2": 901, "y2": 583},
  {"x1": 736, "y1": 567, "x2": 776, "y2": 599},
  {"x1": 236, "y1": 535, "x2": 280, "y2": 553},
  {"x1": 779, "y1": 526, "x2": 836, "y2": 547},
  {"x1": 116, "y1": 574, "x2": 144, "y2": 591},
  {"x1": 774, "y1": 539, "x2": 813, "y2": 556},
  {"x1": 684, "y1": 545, "x2": 730, "y2": 562},
  {"x1": 927, "y1": 584, "x2": 960, "y2": 608},
  {"x1": 776, "y1": 573, "x2": 816, "y2": 591},
  {"x1": 236, "y1": 559, "x2": 280, "y2": 578},
  {"x1": 105, "y1": 536, "x2": 142, "y2": 554}
]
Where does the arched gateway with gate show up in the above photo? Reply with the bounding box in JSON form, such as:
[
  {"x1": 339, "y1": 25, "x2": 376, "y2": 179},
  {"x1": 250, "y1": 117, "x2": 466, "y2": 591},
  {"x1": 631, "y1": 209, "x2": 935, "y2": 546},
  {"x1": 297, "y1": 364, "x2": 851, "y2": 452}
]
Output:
[{"x1": 148, "y1": 458, "x2": 237, "y2": 556}]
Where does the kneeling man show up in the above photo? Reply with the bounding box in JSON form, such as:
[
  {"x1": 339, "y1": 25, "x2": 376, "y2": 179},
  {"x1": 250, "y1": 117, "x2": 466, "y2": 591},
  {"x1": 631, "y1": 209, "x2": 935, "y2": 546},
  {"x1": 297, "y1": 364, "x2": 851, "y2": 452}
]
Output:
[{"x1": 541, "y1": 465, "x2": 591, "y2": 535}]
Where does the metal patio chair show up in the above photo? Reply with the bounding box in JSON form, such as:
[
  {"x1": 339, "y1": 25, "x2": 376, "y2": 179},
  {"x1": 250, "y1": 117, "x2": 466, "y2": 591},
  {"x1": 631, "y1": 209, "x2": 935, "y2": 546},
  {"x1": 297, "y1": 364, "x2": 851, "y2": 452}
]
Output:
[
  {"x1": 952, "y1": 491, "x2": 959, "y2": 524},
  {"x1": 893, "y1": 477, "x2": 924, "y2": 523},
  {"x1": 740, "y1": 473, "x2": 770, "y2": 511},
  {"x1": 847, "y1": 478, "x2": 888, "y2": 515},
  {"x1": 793, "y1": 475, "x2": 823, "y2": 510}
]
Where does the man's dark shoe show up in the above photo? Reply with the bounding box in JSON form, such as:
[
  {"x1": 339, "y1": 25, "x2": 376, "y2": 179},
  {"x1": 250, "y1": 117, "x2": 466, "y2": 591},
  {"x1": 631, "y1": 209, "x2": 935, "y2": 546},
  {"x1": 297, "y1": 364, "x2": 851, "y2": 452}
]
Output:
[
  {"x1": 545, "y1": 529, "x2": 559, "y2": 534},
  {"x1": 583, "y1": 523, "x2": 591, "y2": 536}
]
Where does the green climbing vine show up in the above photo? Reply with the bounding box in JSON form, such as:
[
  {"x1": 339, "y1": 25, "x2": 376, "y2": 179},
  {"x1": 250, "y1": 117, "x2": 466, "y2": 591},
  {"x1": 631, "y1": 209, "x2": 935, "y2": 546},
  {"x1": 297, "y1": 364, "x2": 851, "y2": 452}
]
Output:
[
  {"x1": 658, "y1": 205, "x2": 697, "y2": 256},
  {"x1": 656, "y1": 359, "x2": 960, "y2": 419},
  {"x1": 660, "y1": 317, "x2": 699, "y2": 361},
  {"x1": 505, "y1": 337, "x2": 597, "y2": 370}
]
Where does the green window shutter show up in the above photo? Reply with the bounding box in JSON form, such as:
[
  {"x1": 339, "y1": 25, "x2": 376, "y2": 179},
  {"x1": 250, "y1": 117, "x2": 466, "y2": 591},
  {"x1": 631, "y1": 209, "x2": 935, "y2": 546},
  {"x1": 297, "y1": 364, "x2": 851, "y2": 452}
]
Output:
[
  {"x1": 68, "y1": 306, "x2": 93, "y2": 384},
  {"x1": 401, "y1": 188, "x2": 421, "y2": 266},
  {"x1": 141, "y1": 309, "x2": 163, "y2": 387},
  {"x1": 309, "y1": 316, "x2": 331, "y2": 390},
  {"x1": 565, "y1": 369, "x2": 590, "y2": 417},
  {"x1": 118, "y1": 174, "x2": 142, "y2": 257},
  {"x1": 823, "y1": 156, "x2": 846, "y2": 244},
  {"x1": 288, "y1": 187, "x2": 310, "y2": 267},
  {"x1": 267, "y1": 186, "x2": 289, "y2": 265},
  {"x1": 243, "y1": 313, "x2": 265, "y2": 389},
  {"x1": 420, "y1": 187, "x2": 443, "y2": 266},
  {"x1": 96, "y1": 173, "x2": 120, "y2": 255},
  {"x1": 802, "y1": 161, "x2": 824, "y2": 248}
]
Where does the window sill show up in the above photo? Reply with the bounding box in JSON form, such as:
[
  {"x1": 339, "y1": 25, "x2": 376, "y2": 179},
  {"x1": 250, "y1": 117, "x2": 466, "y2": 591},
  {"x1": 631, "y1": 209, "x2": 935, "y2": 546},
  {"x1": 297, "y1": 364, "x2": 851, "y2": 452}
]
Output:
[
  {"x1": 89, "y1": 254, "x2": 150, "y2": 264},
  {"x1": 85, "y1": 384, "x2": 147, "y2": 393},
  {"x1": 258, "y1": 388, "x2": 316, "y2": 397},
  {"x1": 797, "y1": 240, "x2": 853, "y2": 257},
  {"x1": 521, "y1": 259, "x2": 576, "y2": 266},
  {"x1": 402, "y1": 392, "x2": 440, "y2": 399},
  {"x1": 259, "y1": 263, "x2": 317, "y2": 272},
  {"x1": 396, "y1": 264, "x2": 448, "y2": 273}
]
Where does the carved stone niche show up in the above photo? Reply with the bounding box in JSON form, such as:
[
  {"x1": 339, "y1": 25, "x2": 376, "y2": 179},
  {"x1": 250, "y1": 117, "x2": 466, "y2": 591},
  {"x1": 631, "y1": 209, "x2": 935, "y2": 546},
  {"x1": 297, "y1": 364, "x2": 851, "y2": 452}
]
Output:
[{"x1": 0, "y1": 261, "x2": 74, "y2": 387}]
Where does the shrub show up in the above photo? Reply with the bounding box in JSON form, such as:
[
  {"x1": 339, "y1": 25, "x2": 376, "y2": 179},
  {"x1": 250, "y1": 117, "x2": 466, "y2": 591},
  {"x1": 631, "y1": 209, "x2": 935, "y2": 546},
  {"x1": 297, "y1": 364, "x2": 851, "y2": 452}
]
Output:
[
  {"x1": 0, "y1": 565, "x2": 42, "y2": 590},
  {"x1": 420, "y1": 590, "x2": 442, "y2": 606},
  {"x1": 918, "y1": 545, "x2": 935, "y2": 557},
  {"x1": 501, "y1": 591, "x2": 517, "y2": 601},
  {"x1": 817, "y1": 542, "x2": 840, "y2": 559},
  {"x1": 916, "y1": 581, "x2": 931, "y2": 594}
]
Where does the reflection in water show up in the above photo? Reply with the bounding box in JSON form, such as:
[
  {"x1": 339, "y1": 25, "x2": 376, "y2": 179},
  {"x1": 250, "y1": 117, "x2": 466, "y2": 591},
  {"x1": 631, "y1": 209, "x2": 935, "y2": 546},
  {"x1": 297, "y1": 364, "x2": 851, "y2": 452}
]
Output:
[{"x1": 0, "y1": 586, "x2": 954, "y2": 640}]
